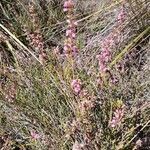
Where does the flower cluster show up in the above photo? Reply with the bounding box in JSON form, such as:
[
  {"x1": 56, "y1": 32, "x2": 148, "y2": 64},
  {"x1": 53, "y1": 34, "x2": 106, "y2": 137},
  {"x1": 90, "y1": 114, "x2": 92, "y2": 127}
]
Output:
[
  {"x1": 71, "y1": 79, "x2": 96, "y2": 113},
  {"x1": 117, "y1": 7, "x2": 126, "y2": 24},
  {"x1": 65, "y1": 1, "x2": 97, "y2": 147},
  {"x1": 24, "y1": 2, "x2": 47, "y2": 64},
  {"x1": 97, "y1": 34, "x2": 114, "y2": 73},
  {"x1": 28, "y1": 2, "x2": 39, "y2": 30},
  {"x1": 30, "y1": 130, "x2": 40, "y2": 140},
  {"x1": 109, "y1": 107, "x2": 124, "y2": 128},
  {"x1": 69, "y1": 79, "x2": 97, "y2": 146},
  {"x1": 72, "y1": 140, "x2": 85, "y2": 150},
  {"x1": 63, "y1": 0, "x2": 74, "y2": 12},
  {"x1": 71, "y1": 79, "x2": 82, "y2": 94},
  {"x1": 63, "y1": 0, "x2": 78, "y2": 57},
  {"x1": 27, "y1": 31, "x2": 44, "y2": 52},
  {"x1": 97, "y1": 7, "x2": 126, "y2": 81}
]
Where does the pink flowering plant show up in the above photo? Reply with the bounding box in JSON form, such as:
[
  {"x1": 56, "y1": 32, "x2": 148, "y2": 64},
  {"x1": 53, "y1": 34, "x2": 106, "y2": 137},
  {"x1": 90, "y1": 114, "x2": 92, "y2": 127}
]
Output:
[
  {"x1": 71, "y1": 79, "x2": 82, "y2": 94},
  {"x1": 63, "y1": 0, "x2": 78, "y2": 57},
  {"x1": 109, "y1": 107, "x2": 125, "y2": 128},
  {"x1": 0, "y1": 0, "x2": 149, "y2": 150},
  {"x1": 30, "y1": 130, "x2": 40, "y2": 140}
]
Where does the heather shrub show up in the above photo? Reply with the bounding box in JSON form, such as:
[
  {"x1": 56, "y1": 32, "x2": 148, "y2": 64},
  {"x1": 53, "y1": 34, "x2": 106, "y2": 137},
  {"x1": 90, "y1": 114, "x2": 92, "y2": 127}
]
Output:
[{"x1": 0, "y1": 0, "x2": 150, "y2": 150}]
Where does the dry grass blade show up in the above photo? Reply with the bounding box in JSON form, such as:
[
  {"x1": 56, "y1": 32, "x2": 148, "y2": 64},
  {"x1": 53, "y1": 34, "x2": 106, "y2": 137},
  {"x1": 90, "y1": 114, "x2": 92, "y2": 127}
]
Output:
[
  {"x1": 109, "y1": 26, "x2": 150, "y2": 67},
  {"x1": 0, "y1": 24, "x2": 43, "y2": 64}
]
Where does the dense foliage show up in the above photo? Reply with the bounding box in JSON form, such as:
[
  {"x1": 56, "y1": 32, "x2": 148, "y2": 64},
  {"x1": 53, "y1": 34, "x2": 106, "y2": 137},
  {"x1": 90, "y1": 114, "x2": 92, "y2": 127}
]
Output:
[{"x1": 0, "y1": 0, "x2": 149, "y2": 149}]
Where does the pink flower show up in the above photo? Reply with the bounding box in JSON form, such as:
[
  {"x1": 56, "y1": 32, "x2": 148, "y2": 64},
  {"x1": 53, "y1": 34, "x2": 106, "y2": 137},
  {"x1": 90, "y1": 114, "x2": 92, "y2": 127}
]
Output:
[
  {"x1": 72, "y1": 141, "x2": 84, "y2": 150},
  {"x1": 101, "y1": 49, "x2": 111, "y2": 62},
  {"x1": 97, "y1": 54, "x2": 108, "y2": 73},
  {"x1": 64, "y1": 45, "x2": 69, "y2": 52},
  {"x1": 109, "y1": 108, "x2": 124, "y2": 128},
  {"x1": 30, "y1": 130, "x2": 40, "y2": 140},
  {"x1": 63, "y1": 0, "x2": 74, "y2": 12},
  {"x1": 66, "y1": 29, "x2": 76, "y2": 38},
  {"x1": 66, "y1": 29, "x2": 72, "y2": 36},
  {"x1": 71, "y1": 32, "x2": 76, "y2": 38},
  {"x1": 64, "y1": 0, "x2": 74, "y2": 8},
  {"x1": 63, "y1": 8, "x2": 68, "y2": 12},
  {"x1": 72, "y1": 46, "x2": 78, "y2": 55},
  {"x1": 63, "y1": 0, "x2": 78, "y2": 57},
  {"x1": 117, "y1": 8, "x2": 126, "y2": 23},
  {"x1": 99, "y1": 63, "x2": 107, "y2": 73},
  {"x1": 71, "y1": 79, "x2": 81, "y2": 94},
  {"x1": 97, "y1": 38, "x2": 112, "y2": 73}
]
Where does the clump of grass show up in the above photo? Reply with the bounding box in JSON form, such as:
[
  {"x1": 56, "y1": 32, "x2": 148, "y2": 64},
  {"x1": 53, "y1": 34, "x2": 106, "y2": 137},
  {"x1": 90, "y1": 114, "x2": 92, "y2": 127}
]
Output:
[{"x1": 0, "y1": 0, "x2": 150, "y2": 149}]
